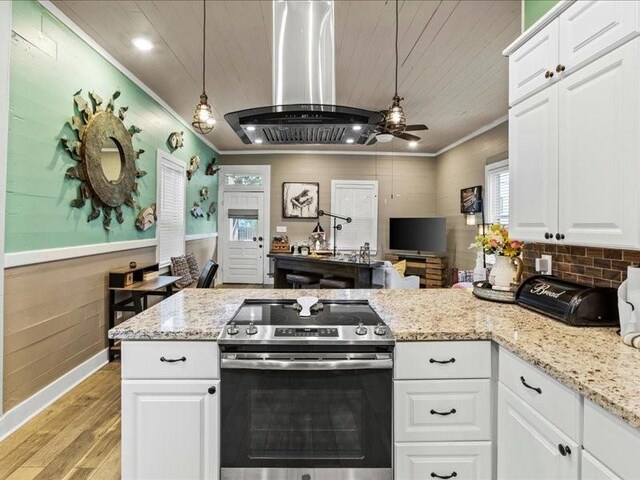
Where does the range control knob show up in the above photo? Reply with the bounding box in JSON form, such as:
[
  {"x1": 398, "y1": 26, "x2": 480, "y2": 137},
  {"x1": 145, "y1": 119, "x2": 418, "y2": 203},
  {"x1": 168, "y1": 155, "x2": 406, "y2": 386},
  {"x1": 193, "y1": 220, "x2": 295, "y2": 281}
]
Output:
[
  {"x1": 355, "y1": 321, "x2": 368, "y2": 336},
  {"x1": 246, "y1": 321, "x2": 258, "y2": 336},
  {"x1": 227, "y1": 322, "x2": 239, "y2": 335},
  {"x1": 374, "y1": 323, "x2": 386, "y2": 336}
]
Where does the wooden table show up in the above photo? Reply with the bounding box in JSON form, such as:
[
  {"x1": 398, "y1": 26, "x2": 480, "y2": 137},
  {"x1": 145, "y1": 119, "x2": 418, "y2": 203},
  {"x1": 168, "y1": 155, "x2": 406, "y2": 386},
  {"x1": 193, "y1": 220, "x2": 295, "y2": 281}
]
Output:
[
  {"x1": 268, "y1": 253, "x2": 383, "y2": 288},
  {"x1": 108, "y1": 276, "x2": 181, "y2": 360}
]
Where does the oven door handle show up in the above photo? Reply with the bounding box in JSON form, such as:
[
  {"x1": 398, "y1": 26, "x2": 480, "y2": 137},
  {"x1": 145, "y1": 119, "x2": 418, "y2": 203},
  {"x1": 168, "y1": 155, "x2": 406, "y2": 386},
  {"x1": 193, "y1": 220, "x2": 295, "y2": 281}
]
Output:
[{"x1": 221, "y1": 357, "x2": 393, "y2": 371}]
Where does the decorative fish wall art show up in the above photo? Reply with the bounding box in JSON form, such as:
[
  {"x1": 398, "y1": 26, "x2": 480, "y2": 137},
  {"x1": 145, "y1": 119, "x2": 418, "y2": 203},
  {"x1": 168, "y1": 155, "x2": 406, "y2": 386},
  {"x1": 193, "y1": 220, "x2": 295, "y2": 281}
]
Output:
[
  {"x1": 207, "y1": 202, "x2": 217, "y2": 220},
  {"x1": 200, "y1": 186, "x2": 209, "y2": 202},
  {"x1": 186, "y1": 155, "x2": 200, "y2": 181},
  {"x1": 191, "y1": 202, "x2": 205, "y2": 219},
  {"x1": 205, "y1": 157, "x2": 220, "y2": 176},
  {"x1": 135, "y1": 204, "x2": 157, "y2": 231},
  {"x1": 167, "y1": 131, "x2": 184, "y2": 150}
]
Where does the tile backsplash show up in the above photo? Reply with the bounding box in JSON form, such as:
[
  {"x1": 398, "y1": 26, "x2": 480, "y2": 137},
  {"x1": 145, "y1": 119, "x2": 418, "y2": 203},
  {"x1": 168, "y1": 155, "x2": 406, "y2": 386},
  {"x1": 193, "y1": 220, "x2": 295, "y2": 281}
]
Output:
[{"x1": 522, "y1": 243, "x2": 640, "y2": 288}]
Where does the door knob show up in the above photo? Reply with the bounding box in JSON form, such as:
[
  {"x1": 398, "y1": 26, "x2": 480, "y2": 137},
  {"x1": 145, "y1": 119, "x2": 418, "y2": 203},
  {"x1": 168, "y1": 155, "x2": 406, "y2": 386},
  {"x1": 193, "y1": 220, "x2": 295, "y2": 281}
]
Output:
[
  {"x1": 555, "y1": 233, "x2": 565, "y2": 241},
  {"x1": 253, "y1": 237, "x2": 257, "y2": 241},
  {"x1": 556, "y1": 64, "x2": 566, "y2": 73},
  {"x1": 259, "y1": 244, "x2": 263, "y2": 248},
  {"x1": 258, "y1": 236, "x2": 263, "y2": 241},
  {"x1": 545, "y1": 70, "x2": 554, "y2": 79},
  {"x1": 544, "y1": 232, "x2": 552, "y2": 240}
]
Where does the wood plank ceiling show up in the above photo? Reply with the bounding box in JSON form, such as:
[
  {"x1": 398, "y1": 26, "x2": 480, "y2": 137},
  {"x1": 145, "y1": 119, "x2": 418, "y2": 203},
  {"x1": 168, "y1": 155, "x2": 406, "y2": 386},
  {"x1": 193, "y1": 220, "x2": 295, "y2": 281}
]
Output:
[{"x1": 52, "y1": 0, "x2": 521, "y2": 154}]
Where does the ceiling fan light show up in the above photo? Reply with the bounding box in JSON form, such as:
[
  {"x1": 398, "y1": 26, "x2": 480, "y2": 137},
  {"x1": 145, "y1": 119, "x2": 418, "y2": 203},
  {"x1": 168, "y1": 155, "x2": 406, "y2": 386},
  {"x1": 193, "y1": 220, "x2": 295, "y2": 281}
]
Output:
[
  {"x1": 376, "y1": 133, "x2": 394, "y2": 143},
  {"x1": 192, "y1": 92, "x2": 215, "y2": 134}
]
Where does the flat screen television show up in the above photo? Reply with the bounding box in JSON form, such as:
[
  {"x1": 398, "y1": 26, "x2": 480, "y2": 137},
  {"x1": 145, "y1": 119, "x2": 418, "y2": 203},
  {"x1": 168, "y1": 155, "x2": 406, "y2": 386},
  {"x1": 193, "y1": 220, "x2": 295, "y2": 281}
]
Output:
[{"x1": 389, "y1": 217, "x2": 446, "y2": 253}]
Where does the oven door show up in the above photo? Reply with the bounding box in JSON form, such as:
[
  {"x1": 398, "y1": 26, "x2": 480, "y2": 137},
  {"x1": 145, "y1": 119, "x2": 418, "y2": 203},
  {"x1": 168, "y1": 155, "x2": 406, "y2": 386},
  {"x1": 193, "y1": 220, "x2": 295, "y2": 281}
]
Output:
[{"x1": 220, "y1": 352, "x2": 392, "y2": 480}]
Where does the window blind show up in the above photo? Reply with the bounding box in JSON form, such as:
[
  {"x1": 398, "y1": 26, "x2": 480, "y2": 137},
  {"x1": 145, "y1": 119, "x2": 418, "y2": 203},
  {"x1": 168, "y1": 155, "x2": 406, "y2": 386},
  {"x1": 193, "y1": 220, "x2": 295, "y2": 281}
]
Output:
[
  {"x1": 330, "y1": 180, "x2": 378, "y2": 252},
  {"x1": 157, "y1": 153, "x2": 186, "y2": 267},
  {"x1": 487, "y1": 163, "x2": 509, "y2": 225}
]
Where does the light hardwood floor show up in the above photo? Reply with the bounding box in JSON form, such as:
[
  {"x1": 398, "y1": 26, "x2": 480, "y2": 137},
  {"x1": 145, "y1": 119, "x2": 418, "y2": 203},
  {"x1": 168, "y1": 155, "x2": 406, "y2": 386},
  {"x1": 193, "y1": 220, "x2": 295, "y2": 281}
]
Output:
[{"x1": 0, "y1": 362, "x2": 121, "y2": 480}]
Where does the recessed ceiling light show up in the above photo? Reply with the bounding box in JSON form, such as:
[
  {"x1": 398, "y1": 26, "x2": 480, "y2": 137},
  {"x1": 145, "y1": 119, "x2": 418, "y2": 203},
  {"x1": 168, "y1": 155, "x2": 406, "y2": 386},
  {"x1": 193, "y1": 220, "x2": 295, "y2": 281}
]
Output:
[
  {"x1": 255, "y1": 138, "x2": 263, "y2": 144},
  {"x1": 132, "y1": 37, "x2": 153, "y2": 51},
  {"x1": 352, "y1": 125, "x2": 362, "y2": 131},
  {"x1": 409, "y1": 141, "x2": 418, "y2": 148},
  {"x1": 246, "y1": 126, "x2": 256, "y2": 131},
  {"x1": 346, "y1": 138, "x2": 354, "y2": 144}
]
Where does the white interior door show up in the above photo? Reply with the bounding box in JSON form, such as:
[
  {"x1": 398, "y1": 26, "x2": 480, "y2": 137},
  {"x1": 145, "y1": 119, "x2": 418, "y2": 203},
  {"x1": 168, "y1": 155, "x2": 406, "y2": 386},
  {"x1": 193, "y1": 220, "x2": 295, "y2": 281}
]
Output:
[{"x1": 222, "y1": 191, "x2": 264, "y2": 284}]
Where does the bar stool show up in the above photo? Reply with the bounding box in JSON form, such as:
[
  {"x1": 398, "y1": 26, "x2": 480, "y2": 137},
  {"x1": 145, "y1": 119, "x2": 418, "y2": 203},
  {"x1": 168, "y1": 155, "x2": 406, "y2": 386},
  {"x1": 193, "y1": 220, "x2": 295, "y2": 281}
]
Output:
[
  {"x1": 319, "y1": 277, "x2": 353, "y2": 289},
  {"x1": 286, "y1": 272, "x2": 320, "y2": 289}
]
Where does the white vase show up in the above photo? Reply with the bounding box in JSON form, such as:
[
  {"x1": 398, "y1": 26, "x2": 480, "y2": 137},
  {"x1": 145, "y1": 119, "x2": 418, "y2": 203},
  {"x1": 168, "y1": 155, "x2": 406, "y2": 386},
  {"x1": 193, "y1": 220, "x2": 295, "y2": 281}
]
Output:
[{"x1": 489, "y1": 255, "x2": 523, "y2": 291}]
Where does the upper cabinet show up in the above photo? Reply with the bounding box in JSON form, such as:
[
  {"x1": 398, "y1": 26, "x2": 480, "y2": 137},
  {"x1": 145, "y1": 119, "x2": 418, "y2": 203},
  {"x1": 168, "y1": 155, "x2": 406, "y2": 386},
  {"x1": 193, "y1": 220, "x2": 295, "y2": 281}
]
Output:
[
  {"x1": 509, "y1": 21, "x2": 559, "y2": 106},
  {"x1": 506, "y1": 0, "x2": 640, "y2": 248},
  {"x1": 507, "y1": 1, "x2": 640, "y2": 107}
]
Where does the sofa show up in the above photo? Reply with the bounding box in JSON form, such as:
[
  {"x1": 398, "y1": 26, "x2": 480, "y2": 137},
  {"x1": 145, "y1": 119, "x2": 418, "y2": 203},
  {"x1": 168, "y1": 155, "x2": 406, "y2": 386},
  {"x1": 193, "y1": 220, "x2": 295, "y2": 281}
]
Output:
[{"x1": 373, "y1": 261, "x2": 421, "y2": 289}]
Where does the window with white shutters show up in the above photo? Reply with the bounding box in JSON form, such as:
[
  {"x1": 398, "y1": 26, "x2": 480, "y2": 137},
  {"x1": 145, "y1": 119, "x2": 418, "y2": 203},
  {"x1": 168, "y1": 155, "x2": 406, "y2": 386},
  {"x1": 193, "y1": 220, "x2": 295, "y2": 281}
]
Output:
[
  {"x1": 156, "y1": 151, "x2": 186, "y2": 267},
  {"x1": 485, "y1": 160, "x2": 509, "y2": 226},
  {"x1": 330, "y1": 180, "x2": 378, "y2": 252}
]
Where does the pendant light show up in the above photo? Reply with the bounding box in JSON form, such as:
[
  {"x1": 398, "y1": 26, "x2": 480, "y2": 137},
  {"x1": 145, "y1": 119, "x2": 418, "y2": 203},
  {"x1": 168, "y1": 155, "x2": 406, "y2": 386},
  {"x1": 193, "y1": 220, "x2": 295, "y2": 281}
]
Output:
[
  {"x1": 385, "y1": 0, "x2": 406, "y2": 135},
  {"x1": 192, "y1": 0, "x2": 216, "y2": 134}
]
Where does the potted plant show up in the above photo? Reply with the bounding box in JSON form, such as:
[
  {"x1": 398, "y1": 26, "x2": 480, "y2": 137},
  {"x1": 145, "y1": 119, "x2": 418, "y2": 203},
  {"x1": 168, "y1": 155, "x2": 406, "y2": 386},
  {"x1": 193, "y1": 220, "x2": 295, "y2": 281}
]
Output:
[{"x1": 471, "y1": 224, "x2": 524, "y2": 291}]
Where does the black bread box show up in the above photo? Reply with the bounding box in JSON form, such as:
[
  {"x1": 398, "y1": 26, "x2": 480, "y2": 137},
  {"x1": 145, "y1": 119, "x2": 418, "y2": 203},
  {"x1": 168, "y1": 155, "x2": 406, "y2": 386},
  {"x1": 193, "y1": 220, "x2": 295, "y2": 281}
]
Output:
[{"x1": 515, "y1": 275, "x2": 619, "y2": 327}]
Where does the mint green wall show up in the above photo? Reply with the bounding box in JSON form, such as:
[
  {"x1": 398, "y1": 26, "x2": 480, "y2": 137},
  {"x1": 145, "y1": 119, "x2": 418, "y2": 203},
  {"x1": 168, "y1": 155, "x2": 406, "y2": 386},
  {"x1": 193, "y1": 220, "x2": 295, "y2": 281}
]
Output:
[
  {"x1": 524, "y1": 0, "x2": 559, "y2": 29},
  {"x1": 6, "y1": 1, "x2": 218, "y2": 253}
]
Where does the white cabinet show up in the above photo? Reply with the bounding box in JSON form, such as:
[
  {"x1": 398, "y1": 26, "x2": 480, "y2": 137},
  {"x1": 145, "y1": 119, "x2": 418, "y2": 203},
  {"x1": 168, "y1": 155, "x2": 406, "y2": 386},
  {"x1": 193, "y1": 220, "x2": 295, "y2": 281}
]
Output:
[
  {"x1": 582, "y1": 451, "x2": 622, "y2": 480},
  {"x1": 558, "y1": 39, "x2": 640, "y2": 247},
  {"x1": 497, "y1": 383, "x2": 579, "y2": 480},
  {"x1": 122, "y1": 380, "x2": 220, "y2": 480},
  {"x1": 508, "y1": 85, "x2": 559, "y2": 242},
  {"x1": 395, "y1": 442, "x2": 492, "y2": 480},
  {"x1": 559, "y1": 1, "x2": 639, "y2": 73},
  {"x1": 509, "y1": 20, "x2": 559, "y2": 106},
  {"x1": 394, "y1": 379, "x2": 491, "y2": 442}
]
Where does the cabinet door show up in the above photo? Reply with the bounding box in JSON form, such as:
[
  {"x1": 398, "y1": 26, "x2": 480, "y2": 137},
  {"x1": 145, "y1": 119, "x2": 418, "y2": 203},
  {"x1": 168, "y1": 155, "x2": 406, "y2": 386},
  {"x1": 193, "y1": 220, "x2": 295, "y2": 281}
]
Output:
[
  {"x1": 559, "y1": 0, "x2": 638, "y2": 73},
  {"x1": 122, "y1": 380, "x2": 219, "y2": 480},
  {"x1": 395, "y1": 442, "x2": 492, "y2": 480},
  {"x1": 509, "y1": 20, "x2": 559, "y2": 106},
  {"x1": 558, "y1": 39, "x2": 640, "y2": 247},
  {"x1": 497, "y1": 383, "x2": 578, "y2": 480},
  {"x1": 509, "y1": 85, "x2": 559, "y2": 242},
  {"x1": 582, "y1": 451, "x2": 622, "y2": 480}
]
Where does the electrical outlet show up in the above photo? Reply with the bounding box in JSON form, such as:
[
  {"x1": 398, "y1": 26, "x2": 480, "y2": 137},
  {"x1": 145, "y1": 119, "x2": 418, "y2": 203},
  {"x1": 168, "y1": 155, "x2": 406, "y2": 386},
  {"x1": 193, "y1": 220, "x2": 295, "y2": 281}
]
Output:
[
  {"x1": 116, "y1": 311, "x2": 123, "y2": 320},
  {"x1": 535, "y1": 254, "x2": 553, "y2": 275}
]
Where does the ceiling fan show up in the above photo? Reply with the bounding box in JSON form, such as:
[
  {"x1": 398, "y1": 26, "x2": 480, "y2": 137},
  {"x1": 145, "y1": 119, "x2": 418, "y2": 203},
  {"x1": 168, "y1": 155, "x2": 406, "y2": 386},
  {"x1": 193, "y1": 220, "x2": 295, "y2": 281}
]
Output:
[{"x1": 368, "y1": 0, "x2": 428, "y2": 146}]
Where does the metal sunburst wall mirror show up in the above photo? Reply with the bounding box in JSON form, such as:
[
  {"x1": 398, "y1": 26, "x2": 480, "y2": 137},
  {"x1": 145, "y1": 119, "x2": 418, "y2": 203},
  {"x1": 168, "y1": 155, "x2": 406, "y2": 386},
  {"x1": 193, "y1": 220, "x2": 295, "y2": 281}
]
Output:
[{"x1": 61, "y1": 89, "x2": 146, "y2": 230}]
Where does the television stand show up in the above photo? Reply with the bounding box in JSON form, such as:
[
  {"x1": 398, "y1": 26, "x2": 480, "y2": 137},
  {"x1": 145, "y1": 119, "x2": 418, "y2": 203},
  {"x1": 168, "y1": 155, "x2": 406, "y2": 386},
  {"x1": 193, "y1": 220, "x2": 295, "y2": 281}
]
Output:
[{"x1": 390, "y1": 253, "x2": 448, "y2": 288}]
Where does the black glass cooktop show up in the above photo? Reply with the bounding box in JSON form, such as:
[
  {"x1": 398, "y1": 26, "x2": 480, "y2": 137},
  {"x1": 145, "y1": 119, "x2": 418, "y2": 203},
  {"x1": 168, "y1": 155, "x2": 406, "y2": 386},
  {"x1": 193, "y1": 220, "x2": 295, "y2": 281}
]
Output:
[{"x1": 229, "y1": 299, "x2": 383, "y2": 326}]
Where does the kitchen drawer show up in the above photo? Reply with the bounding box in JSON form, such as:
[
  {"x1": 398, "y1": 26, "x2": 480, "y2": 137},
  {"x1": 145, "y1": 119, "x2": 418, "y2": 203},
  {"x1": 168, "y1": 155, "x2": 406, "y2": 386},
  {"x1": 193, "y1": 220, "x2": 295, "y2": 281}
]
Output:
[
  {"x1": 394, "y1": 379, "x2": 491, "y2": 442},
  {"x1": 498, "y1": 348, "x2": 581, "y2": 439},
  {"x1": 559, "y1": 0, "x2": 639, "y2": 74},
  {"x1": 584, "y1": 400, "x2": 640, "y2": 480},
  {"x1": 582, "y1": 451, "x2": 622, "y2": 480},
  {"x1": 509, "y1": 19, "x2": 559, "y2": 106},
  {"x1": 395, "y1": 442, "x2": 492, "y2": 480},
  {"x1": 394, "y1": 341, "x2": 491, "y2": 380},
  {"x1": 122, "y1": 341, "x2": 219, "y2": 380}
]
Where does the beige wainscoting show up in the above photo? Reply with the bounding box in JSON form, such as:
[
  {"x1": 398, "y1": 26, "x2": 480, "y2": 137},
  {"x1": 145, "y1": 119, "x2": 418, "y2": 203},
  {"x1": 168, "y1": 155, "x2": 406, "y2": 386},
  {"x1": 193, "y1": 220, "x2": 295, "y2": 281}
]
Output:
[{"x1": 3, "y1": 236, "x2": 217, "y2": 412}]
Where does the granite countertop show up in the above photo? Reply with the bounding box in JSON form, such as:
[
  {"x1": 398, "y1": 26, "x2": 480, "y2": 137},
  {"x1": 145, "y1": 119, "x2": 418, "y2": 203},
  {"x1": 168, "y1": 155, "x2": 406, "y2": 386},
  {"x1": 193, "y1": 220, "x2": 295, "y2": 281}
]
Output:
[{"x1": 109, "y1": 288, "x2": 640, "y2": 430}]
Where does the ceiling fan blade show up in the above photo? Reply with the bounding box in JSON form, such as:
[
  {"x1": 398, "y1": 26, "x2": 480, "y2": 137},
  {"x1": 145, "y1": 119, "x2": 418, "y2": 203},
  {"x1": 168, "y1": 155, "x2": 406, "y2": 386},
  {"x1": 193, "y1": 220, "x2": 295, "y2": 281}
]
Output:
[
  {"x1": 394, "y1": 132, "x2": 421, "y2": 142},
  {"x1": 405, "y1": 124, "x2": 429, "y2": 132},
  {"x1": 367, "y1": 135, "x2": 378, "y2": 146}
]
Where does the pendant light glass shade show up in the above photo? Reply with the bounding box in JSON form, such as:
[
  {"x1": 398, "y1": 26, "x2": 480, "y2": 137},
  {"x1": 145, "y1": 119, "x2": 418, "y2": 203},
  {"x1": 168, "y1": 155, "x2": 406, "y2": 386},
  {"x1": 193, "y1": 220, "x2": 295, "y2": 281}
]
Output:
[
  {"x1": 192, "y1": 93, "x2": 216, "y2": 134},
  {"x1": 192, "y1": 0, "x2": 215, "y2": 135},
  {"x1": 385, "y1": 95, "x2": 406, "y2": 134}
]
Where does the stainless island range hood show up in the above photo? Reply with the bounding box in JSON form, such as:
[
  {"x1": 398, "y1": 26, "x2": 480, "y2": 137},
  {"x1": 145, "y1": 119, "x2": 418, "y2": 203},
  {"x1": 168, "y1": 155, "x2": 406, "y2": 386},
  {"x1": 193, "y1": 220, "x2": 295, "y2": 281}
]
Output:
[{"x1": 224, "y1": 1, "x2": 382, "y2": 145}]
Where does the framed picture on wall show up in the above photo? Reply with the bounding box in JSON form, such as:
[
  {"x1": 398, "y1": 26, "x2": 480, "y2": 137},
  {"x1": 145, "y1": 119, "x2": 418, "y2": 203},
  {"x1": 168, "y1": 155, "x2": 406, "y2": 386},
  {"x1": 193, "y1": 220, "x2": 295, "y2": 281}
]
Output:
[
  {"x1": 460, "y1": 185, "x2": 483, "y2": 214},
  {"x1": 282, "y1": 182, "x2": 319, "y2": 218}
]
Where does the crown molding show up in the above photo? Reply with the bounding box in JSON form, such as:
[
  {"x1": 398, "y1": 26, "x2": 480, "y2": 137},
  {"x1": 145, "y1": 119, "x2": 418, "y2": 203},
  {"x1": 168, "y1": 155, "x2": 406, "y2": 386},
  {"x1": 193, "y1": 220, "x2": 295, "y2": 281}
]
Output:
[
  {"x1": 220, "y1": 149, "x2": 436, "y2": 158},
  {"x1": 434, "y1": 115, "x2": 508, "y2": 157},
  {"x1": 37, "y1": 1, "x2": 220, "y2": 154}
]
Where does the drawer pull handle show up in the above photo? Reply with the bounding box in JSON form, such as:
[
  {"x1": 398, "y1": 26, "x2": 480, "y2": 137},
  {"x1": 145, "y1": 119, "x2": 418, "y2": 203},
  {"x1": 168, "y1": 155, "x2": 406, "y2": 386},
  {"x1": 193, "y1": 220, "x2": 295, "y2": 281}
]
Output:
[
  {"x1": 520, "y1": 376, "x2": 542, "y2": 394},
  {"x1": 429, "y1": 357, "x2": 456, "y2": 364},
  {"x1": 558, "y1": 444, "x2": 572, "y2": 456},
  {"x1": 160, "y1": 356, "x2": 186, "y2": 363},
  {"x1": 430, "y1": 408, "x2": 457, "y2": 416},
  {"x1": 431, "y1": 472, "x2": 457, "y2": 479}
]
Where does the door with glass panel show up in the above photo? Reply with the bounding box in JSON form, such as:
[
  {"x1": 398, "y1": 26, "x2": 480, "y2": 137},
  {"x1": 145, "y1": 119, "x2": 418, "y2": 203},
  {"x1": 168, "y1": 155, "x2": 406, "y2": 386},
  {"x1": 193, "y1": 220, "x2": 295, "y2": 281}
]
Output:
[{"x1": 222, "y1": 191, "x2": 264, "y2": 284}]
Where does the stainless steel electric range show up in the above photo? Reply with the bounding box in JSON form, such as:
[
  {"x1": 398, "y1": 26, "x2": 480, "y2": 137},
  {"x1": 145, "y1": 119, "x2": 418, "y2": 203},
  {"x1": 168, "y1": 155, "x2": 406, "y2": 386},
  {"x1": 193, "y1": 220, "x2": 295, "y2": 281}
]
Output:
[{"x1": 217, "y1": 298, "x2": 395, "y2": 480}]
